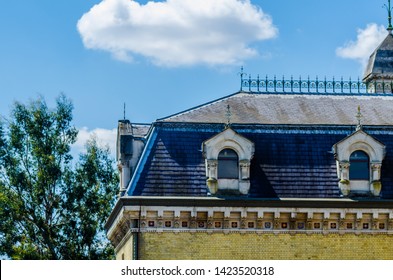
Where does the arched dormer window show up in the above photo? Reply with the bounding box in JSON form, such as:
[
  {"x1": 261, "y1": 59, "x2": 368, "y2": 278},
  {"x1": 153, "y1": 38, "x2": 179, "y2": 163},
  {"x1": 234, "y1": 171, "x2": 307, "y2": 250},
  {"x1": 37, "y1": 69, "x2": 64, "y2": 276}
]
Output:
[
  {"x1": 218, "y1": 149, "x2": 239, "y2": 179},
  {"x1": 202, "y1": 128, "x2": 254, "y2": 195},
  {"x1": 333, "y1": 130, "x2": 385, "y2": 197},
  {"x1": 349, "y1": 151, "x2": 369, "y2": 180}
]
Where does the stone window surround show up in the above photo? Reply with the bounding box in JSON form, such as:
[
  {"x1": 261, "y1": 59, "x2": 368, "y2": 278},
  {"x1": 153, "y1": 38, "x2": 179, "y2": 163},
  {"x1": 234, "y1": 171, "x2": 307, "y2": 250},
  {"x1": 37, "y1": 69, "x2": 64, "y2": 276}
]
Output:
[
  {"x1": 202, "y1": 128, "x2": 255, "y2": 195},
  {"x1": 333, "y1": 130, "x2": 386, "y2": 197}
]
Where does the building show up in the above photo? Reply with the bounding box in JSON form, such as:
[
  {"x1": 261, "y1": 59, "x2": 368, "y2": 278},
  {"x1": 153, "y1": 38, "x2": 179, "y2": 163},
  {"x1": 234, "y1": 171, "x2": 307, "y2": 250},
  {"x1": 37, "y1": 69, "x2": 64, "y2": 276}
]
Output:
[{"x1": 105, "y1": 9, "x2": 393, "y2": 260}]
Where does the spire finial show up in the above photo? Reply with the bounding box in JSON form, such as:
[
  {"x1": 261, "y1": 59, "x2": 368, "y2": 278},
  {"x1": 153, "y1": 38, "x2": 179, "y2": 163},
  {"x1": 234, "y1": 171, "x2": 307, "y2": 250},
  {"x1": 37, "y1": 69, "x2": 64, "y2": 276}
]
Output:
[
  {"x1": 356, "y1": 105, "x2": 363, "y2": 131},
  {"x1": 238, "y1": 66, "x2": 247, "y2": 91},
  {"x1": 123, "y1": 102, "x2": 126, "y2": 120},
  {"x1": 225, "y1": 104, "x2": 232, "y2": 128},
  {"x1": 384, "y1": 0, "x2": 393, "y2": 32}
]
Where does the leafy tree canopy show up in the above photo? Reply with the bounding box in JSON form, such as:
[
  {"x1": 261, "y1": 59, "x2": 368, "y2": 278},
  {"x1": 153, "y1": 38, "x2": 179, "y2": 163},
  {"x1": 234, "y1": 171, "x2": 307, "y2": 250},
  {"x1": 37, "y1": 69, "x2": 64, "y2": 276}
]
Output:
[{"x1": 0, "y1": 95, "x2": 118, "y2": 259}]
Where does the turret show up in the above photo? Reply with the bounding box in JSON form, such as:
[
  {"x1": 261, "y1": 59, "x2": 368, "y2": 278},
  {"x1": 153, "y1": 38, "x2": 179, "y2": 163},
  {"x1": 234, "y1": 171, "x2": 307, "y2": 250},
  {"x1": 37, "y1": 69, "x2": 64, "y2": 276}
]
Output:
[{"x1": 363, "y1": 0, "x2": 393, "y2": 93}]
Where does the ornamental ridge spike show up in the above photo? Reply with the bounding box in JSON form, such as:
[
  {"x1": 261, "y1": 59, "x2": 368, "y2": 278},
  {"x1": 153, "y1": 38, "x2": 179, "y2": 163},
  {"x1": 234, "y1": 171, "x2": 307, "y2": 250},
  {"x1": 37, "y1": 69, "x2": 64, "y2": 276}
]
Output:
[
  {"x1": 239, "y1": 66, "x2": 245, "y2": 91},
  {"x1": 384, "y1": 0, "x2": 393, "y2": 32},
  {"x1": 356, "y1": 105, "x2": 363, "y2": 131},
  {"x1": 123, "y1": 102, "x2": 126, "y2": 121},
  {"x1": 225, "y1": 104, "x2": 232, "y2": 128}
]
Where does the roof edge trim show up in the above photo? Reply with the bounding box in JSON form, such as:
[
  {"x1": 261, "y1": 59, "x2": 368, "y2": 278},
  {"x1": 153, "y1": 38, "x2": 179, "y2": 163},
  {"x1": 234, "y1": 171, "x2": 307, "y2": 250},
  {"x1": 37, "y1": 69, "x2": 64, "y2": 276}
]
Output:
[
  {"x1": 125, "y1": 126, "x2": 158, "y2": 196},
  {"x1": 105, "y1": 196, "x2": 393, "y2": 229}
]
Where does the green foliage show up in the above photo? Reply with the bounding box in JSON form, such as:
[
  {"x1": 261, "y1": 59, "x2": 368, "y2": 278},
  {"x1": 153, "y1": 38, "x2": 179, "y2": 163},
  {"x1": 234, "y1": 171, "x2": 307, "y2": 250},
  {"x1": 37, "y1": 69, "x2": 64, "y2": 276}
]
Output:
[{"x1": 0, "y1": 95, "x2": 118, "y2": 259}]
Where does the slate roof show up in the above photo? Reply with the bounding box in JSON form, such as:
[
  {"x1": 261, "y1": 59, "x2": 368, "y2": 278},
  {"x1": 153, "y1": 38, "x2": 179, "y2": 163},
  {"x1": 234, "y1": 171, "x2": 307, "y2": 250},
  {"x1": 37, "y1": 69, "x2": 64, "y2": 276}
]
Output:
[
  {"x1": 131, "y1": 123, "x2": 151, "y2": 138},
  {"x1": 158, "y1": 92, "x2": 393, "y2": 125},
  {"x1": 125, "y1": 91, "x2": 393, "y2": 200},
  {"x1": 364, "y1": 33, "x2": 393, "y2": 82},
  {"x1": 128, "y1": 123, "x2": 393, "y2": 199}
]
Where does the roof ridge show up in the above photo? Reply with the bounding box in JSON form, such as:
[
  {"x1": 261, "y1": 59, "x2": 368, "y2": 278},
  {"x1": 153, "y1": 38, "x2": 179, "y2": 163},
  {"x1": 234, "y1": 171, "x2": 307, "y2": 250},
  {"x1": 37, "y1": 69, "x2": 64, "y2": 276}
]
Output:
[
  {"x1": 153, "y1": 93, "x2": 393, "y2": 126},
  {"x1": 156, "y1": 91, "x2": 242, "y2": 122}
]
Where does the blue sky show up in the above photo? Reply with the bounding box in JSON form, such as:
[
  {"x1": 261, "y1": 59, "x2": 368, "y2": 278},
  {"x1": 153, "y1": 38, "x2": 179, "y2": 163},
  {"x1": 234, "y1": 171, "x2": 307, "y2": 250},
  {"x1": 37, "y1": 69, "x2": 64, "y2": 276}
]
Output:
[{"x1": 0, "y1": 0, "x2": 390, "y2": 155}]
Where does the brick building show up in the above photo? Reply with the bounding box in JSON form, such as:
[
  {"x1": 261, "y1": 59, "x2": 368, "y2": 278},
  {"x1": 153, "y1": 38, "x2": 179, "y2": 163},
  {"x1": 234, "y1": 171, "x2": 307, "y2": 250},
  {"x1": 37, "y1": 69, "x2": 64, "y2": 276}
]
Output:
[{"x1": 105, "y1": 14, "x2": 393, "y2": 260}]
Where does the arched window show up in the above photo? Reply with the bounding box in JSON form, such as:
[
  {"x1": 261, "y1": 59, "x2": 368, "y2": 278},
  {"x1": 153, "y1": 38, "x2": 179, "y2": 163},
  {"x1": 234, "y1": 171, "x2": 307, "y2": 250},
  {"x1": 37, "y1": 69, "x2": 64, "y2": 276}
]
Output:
[
  {"x1": 349, "y1": 150, "x2": 369, "y2": 180},
  {"x1": 217, "y1": 149, "x2": 238, "y2": 179}
]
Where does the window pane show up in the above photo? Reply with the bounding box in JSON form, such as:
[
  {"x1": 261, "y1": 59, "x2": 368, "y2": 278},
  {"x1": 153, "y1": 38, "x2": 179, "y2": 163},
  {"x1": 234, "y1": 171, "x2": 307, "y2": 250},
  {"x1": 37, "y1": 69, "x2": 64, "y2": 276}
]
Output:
[
  {"x1": 218, "y1": 149, "x2": 238, "y2": 160},
  {"x1": 349, "y1": 150, "x2": 369, "y2": 180},
  {"x1": 218, "y1": 149, "x2": 238, "y2": 179}
]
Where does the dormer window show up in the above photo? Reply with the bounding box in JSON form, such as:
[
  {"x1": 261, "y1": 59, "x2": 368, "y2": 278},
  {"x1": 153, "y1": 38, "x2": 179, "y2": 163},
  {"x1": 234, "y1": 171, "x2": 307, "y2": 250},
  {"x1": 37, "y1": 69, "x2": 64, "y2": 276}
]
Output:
[
  {"x1": 349, "y1": 151, "x2": 370, "y2": 180},
  {"x1": 202, "y1": 128, "x2": 254, "y2": 195},
  {"x1": 333, "y1": 130, "x2": 385, "y2": 197},
  {"x1": 218, "y1": 149, "x2": 239, "y2": 179}
]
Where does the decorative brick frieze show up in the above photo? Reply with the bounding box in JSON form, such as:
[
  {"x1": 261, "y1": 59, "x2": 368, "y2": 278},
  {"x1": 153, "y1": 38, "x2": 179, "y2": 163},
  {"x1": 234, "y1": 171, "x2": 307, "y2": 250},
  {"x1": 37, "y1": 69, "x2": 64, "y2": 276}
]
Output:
[{"x1": 107, "y1": 206, "x2": 393, "y2": 248}]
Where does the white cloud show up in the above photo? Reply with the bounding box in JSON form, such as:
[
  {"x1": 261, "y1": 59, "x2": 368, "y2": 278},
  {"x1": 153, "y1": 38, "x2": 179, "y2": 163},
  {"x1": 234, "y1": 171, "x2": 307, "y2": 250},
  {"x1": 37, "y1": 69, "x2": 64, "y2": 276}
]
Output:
[
  {"x1": 77, "y1": 0, "x2": 278, "y2": 66},
  {"x1": 72, "y1": 127, "x2": 117, "y2": 158},
  {"x1": 336, "y1": 23, "x2": 387, "y2": 67}
]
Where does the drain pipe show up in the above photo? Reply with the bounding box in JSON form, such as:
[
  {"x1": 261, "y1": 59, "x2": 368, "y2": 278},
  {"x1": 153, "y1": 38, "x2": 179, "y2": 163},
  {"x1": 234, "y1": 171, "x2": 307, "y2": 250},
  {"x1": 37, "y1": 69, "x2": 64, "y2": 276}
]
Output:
[{"x1": 133, "y1": 203, "x2": 142, "y2": 260}]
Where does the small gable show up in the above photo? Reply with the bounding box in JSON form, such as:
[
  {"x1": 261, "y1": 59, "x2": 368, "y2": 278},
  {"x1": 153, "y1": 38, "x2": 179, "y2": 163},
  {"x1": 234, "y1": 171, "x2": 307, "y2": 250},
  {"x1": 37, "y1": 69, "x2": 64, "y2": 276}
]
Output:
[
  {"x1": 333, "y1": 129, "x2": 385, "y2": 162},
  {"x1": 202, "y1": 128, "x2": 254, "y2": 160}
]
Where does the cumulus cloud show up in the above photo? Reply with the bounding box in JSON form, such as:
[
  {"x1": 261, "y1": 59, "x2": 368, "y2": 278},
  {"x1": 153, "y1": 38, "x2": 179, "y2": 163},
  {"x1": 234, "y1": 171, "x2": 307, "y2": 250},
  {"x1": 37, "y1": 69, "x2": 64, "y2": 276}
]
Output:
[
  {"x1": 77, "y1": 0, "x2": 278, "y2": 66},
  {"x1": 72, "y1": 127, "x2": 117, "y2": 158},
  {"x1": 336, "y1": 23, "x2": 387, "y2": 67}
]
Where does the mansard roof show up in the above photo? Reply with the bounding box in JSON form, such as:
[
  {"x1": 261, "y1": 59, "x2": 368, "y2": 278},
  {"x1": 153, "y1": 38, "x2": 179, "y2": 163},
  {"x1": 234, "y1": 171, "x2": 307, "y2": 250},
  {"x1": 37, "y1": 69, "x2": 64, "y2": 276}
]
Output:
[
  {"x1": 126, "y1": 123, "x2": 393, "y2": 199},
  {"x1": 363, "y1": 33, "x2": 393, "y2": 83},
  {"x1": 123, "y1": 91, "x2": 393, "y2": 200},
  {"x1": 158, "y1": 92, "x2": 393, "y2": 125}
]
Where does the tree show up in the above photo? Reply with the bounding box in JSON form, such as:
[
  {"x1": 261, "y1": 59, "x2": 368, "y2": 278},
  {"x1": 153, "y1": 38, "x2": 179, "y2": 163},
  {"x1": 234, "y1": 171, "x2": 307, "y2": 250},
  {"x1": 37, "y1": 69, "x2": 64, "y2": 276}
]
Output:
[{"x1": 0, "y1": 95, "x2": 118, "y2": 259}]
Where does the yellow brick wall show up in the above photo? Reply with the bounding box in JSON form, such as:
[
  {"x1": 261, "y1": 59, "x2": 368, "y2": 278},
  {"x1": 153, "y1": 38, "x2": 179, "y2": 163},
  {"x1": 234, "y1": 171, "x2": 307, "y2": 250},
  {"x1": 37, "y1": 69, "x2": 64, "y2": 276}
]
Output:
[
  {"x1": 138, "y1": 232, "x2": 393, "y2": 260},
  {"x1": 116, "y1": 233, "x2": 134, "y2": 260}
]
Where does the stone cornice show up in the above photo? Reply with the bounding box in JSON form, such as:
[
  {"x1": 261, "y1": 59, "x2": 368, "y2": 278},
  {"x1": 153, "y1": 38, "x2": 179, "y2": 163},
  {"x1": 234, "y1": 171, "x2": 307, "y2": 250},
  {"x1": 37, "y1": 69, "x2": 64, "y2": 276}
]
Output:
[
  {"x1": 105, "y1": 196, "x2": 393, "y2": 232},
  {"x1": 107, "y1": 202, "x2": 393, "y2": 248}
]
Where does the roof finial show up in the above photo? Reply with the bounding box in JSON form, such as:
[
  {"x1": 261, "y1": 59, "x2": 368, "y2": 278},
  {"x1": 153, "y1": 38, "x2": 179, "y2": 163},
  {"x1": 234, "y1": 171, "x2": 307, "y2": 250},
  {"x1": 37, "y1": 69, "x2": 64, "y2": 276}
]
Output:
[
  {"x1": 384, "y1": 0, "x2": 393, "y2": 33},
  {"x1": 239, "y1": 66, "x2": 246, "y2": 91},
  {"x1": 225, "y1": 104, "x2": 232, "y2": 128},
  {"x1": 123, "y1": 102, "x2": 126, "y2": 120},
  {"x1": 356, "y1": 105, "x2": 363, "y2": 131}
]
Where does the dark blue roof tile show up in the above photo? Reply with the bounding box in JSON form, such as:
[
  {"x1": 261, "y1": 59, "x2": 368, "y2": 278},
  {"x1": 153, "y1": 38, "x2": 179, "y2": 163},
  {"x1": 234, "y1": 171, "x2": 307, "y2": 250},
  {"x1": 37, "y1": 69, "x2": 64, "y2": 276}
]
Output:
[{"x1": 131, "y1": 124, "x2": 393, "y2": 199}]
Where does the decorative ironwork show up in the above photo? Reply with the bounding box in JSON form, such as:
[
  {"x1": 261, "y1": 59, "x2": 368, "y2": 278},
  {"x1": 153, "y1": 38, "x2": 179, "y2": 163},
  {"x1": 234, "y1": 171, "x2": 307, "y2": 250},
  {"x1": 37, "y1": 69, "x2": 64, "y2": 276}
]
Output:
[
  {"x1": 225, "y1": 104, "x2": 232, "y2": 128},
  {"x1": 356, "y1": 106, "x2": 363, "y2": 131},
  {"x1": 240, "y1": 74, "x2": 393, "y2": 95},
  {"x1": 385, "y1": 0, "x2": 393, "y2": 32},
  {"x1": 238, "y1": 66, "x2": 247, "y2": 91}
]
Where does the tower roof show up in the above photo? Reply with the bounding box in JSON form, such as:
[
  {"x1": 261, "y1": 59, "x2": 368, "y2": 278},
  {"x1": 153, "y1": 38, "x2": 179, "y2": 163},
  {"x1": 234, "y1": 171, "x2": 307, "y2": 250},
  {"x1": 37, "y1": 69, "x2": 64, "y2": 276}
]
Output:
[{"x1": 363, "y1": 33, "x2": 393, "y2": 83}]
